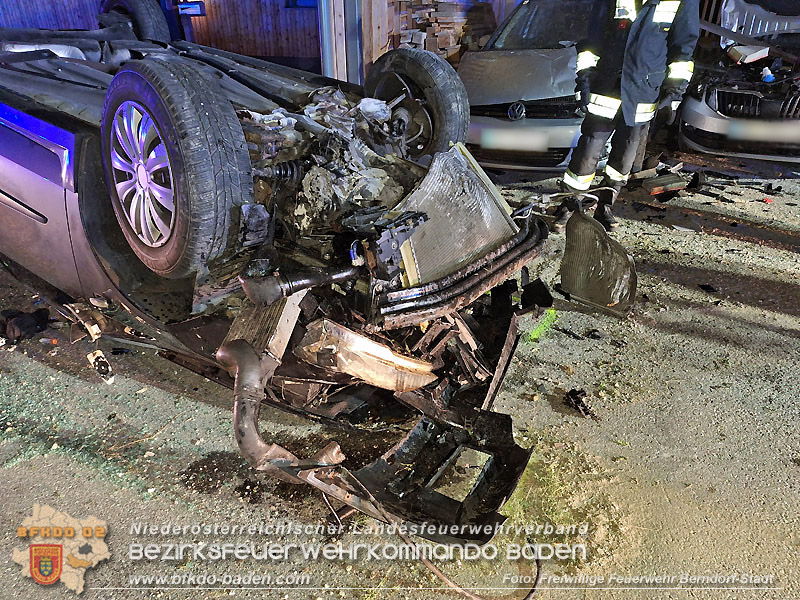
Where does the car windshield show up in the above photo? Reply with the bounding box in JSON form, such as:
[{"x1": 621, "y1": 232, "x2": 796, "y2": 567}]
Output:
[{"x1": 488, "y1": 0, "x2": 593, "y2": 50}]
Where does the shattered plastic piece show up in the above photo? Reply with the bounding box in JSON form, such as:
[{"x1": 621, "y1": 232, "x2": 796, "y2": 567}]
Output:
[
  {"x1": 87, "y1": 350, "x2": 114, "y2": 384},
  {"x1": 559, "y1": 209, "x2": 637, "y2": 316},
  {"x1": 294, "y1": 319, "x2": 437, "y2": 392},
  {"x1": 527, "y1": 308, "x2": 558, "y2": 342},
  {"x1": 762, "y1": 197, "x2": 773, "y2": 204}
]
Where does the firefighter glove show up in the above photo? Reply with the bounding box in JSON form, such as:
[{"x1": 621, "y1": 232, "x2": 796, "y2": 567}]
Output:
[
  {"x1": 575, "y1": 69, "x2": 594, "y2": 111},
  {"x1": 659, "y1": 79, "x2": 689, "y2": 108}
]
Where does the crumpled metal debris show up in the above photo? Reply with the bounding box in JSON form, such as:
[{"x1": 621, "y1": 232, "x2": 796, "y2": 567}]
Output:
[
  {"x1": 303, "y1": 87, "x2": 355, "y2": 135},
  {"x1": 355, "y1": 97, "x2": 391, "y2": 123},
  {"x1": 87, "y1": 350, "x2": 114, "y2": 385},
  {"x1": 239, "y1": 109, "x2": 305, "y2": 164},
  {"x1": 294, "y1": 318, "x2": 437, "y2": 392}
]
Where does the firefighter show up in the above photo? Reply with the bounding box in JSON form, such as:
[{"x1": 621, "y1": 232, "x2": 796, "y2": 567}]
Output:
[{"x1": 552, "y1": 0, "x2": 700, "y2": 232}]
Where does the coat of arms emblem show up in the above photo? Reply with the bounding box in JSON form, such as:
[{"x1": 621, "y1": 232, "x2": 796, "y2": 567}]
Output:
[{"x1": 30, "y1": 544, "x2": 62, "y2": 585}]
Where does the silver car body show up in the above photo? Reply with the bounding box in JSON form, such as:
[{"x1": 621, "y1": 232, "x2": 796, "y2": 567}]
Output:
[
  {"x1": 679, "y1": 0, "x2": 800, "y2": 163},
  {"x1": 458, "y1": 0, "x2": 594, "y2": 170}
]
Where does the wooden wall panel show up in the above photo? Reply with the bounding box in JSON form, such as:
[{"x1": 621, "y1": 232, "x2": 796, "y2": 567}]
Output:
[
  {"x1": 332, "y1": 0, "x2": 348, "y2": 79},
  {"x1": 0, "y1": 0, "x2": 100, "y2": 30},
  {"x1": 700, "y1": 0, "x2": 722, "y2": 36},
  {"x1": 191, "y1": 0, "x2": 320, "y2": 58},
  {"x1": 364, "y1": 0, "x2": 504, "y2": 73}
]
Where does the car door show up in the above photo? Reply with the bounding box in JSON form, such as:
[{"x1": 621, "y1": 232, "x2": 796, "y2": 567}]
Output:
[{"x1": 0, "y1": 101, "x2": 83, "y2": 297}]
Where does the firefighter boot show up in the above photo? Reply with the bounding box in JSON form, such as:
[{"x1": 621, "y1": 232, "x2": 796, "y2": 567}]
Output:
[
  {"x1": 552, "y1": 179, "x2": 588, "y2": 234},
  {"x1": 593, "y1": 183, "x2": 620, "y2": 231},
  {"x1": 551, "y1": 202, "x2": 574, "y2": 234}
]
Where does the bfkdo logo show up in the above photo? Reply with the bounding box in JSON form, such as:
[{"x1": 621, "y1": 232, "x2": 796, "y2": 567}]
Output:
[
  {"x1": 12, "y1": 505, "x2": 111, "y2": 594},
  {"x1": 31, "y1": 544, "x2": 63, "y2": 585}
]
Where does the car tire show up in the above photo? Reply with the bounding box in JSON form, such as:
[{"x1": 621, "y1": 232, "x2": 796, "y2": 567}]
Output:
[
  {"x1": 364, "y1": 48, "x2": 469, "y2": 158},
  {"x1": 101, "y1": 59, "x2": 253, "y2": 279},
  {"x1": 99, "y1": 0, "x2": 172, "y2": 43}
]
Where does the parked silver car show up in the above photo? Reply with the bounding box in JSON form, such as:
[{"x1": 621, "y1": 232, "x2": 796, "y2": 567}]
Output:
[
  {"x1": 679, "y1": 0, "x2": 800, "y2": 163},
  {"x1": 458, "y1": 0, "x2": 594, "y2": 170}
]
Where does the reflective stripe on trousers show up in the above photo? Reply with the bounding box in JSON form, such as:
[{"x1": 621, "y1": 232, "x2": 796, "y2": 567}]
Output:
[
  {"x1": 566, "y1": 113, "x2": 646, "y2": 195},
  {"x1": 587, "y1": 94, "x2": 622, "y2": 120},
  {"x1": 604, "y1": 164, "x2": 629, "y2": 183},
  {"x1": 563, "y1": 168, "x2": 595, "y2": 191},
  {"x1": 653, "y1": 0, "x2": 680, "y2": 23}
]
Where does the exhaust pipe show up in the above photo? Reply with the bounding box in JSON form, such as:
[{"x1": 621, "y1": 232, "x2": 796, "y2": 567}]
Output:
[{"x1": 216, "y1": 339, "x2": 344, "y2": 482}]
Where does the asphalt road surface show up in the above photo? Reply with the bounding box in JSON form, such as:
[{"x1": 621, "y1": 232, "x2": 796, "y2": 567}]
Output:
[{"x1": 1, "y1": 153, "x2": 798, "y2": 599}]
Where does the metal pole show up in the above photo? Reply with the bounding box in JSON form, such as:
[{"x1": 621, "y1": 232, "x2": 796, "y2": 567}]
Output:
[
  {"x1": 344, "y1": 0, "x2": 364, "y2": 84},
  {"x1": 318, "y1": 0, "x2": 336, "y2": 77}
]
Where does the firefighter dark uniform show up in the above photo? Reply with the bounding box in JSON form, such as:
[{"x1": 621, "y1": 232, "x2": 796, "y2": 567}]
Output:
[{"x1": 555, "y1": 0, "x2": 699, "y2": 231}]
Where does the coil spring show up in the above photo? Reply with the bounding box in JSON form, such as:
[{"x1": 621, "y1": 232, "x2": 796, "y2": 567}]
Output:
[{"x1": 254, "y1": 160, "x2": 305, "y2": 185}]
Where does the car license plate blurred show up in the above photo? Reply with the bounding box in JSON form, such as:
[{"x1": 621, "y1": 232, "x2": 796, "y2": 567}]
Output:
[
  {"x1": 728, "y1": 120, "x2": 800, "y2": 143},
  {"x1": 480, "y1": 128, "x2": 548, "y2": 151}
]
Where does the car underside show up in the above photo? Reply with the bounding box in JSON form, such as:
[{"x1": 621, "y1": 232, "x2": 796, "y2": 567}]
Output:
[{"x1": 0, "y1": 5, "x2": 635, "y2": 545}]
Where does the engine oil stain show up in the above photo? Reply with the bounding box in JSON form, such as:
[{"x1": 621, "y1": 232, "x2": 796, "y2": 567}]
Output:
[
  {"x1": 180, "y1": 451, "x2": 249, "y2": 494},
  {"x1": 234, "y1": 478, "x2": 267, "y2": 504}
]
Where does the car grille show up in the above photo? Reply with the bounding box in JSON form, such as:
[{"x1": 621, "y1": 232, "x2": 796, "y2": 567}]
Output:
[
  {"x1": 714, "y1": 89, "x2": 800, "y2": 120},
  {"x1": 471, "y1": 96, "x2": 580, "y2": 120},
  {"x1": 468, "y1": 146, "x2": 571, "y2": 168},
  {"x1": 715, "y1": 89, "x2": 761, "y2": 118},
  {"x1": 780, "y1": 91, "x2": 800, "y2": 119}
]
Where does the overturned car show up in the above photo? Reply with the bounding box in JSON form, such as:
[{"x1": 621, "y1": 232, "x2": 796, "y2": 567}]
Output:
[{"x1": 0, "y1": 0, "x2": 633, "y2": 544}]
